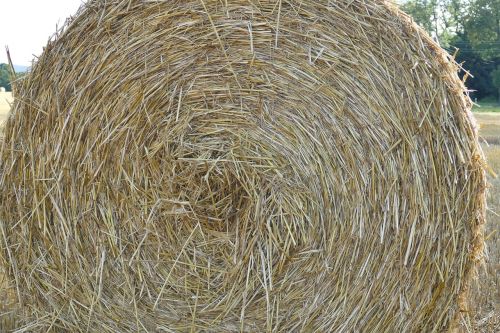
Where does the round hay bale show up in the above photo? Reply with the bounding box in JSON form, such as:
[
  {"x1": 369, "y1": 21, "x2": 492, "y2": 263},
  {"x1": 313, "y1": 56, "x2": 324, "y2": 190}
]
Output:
[{"x1": 0, "y1": 0, "x2": 486, "y2": 331}]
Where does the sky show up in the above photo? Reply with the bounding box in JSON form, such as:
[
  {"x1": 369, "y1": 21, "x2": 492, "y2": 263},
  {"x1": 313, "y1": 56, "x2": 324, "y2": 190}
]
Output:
[{"x1": 0, "y1": 0, "x2": 84, "y2": 66}]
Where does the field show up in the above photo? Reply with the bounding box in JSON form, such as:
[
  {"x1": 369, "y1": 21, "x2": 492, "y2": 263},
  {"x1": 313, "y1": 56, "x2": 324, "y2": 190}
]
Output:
[
  {"x1": 472, "y1": 112, "x2": 500, "y2": 332},
  {"x1": 0, "y1": 92, "x2": 11, "y2": 129},
  {"x1": 473, "y1": 97, "x2": 500, "y2": 114},
  {"x1": 0, "y1": 94, "x2": 498, "y2": 330}
]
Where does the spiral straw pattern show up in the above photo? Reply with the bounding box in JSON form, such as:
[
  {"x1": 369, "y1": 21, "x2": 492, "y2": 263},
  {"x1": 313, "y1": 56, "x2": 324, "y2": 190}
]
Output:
[{"x1": 0, "y1": 0, "x2": 486, "y2": 331}]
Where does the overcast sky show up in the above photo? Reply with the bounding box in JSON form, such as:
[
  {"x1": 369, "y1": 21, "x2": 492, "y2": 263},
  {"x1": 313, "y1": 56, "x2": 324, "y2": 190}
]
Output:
[{"x1": 0, "y1": 0, "x2": 84, "y2": 66}]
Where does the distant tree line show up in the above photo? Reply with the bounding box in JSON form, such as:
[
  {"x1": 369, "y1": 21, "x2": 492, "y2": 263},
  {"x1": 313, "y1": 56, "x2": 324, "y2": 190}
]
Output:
[
  {"x1": 400, "y1": 0, "x2": 500, "y2": 103},
  {"x1": 0, "y1": 64, "x2": 13, "y2": 92}
]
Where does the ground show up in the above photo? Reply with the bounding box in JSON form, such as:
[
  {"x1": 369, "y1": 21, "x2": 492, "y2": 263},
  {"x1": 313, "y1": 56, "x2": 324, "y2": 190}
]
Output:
[
  {"x1": 0, "y1": 92, "x2": 11, "y2": 131},
  {"x1": 472, "y1": 111, "x2": 500, "y2": 332},
  {"x1": 0, "y1": 93, "x2": 498, "y2": 331},
  {"x1": 473, "y1": 97, "x2": 500, "y2": 114}
]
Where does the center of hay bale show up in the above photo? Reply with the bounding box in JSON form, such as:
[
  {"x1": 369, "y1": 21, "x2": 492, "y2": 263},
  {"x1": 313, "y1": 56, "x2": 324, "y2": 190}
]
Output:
[{"x1": 173, "y1": 160, "x2": 249, "y2": 232}]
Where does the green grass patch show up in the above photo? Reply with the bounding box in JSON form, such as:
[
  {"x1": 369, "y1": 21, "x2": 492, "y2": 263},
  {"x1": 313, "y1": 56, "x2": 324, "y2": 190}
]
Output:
[
  {"x1": 474, "y1": 105, "x2": 500, "y2": 112},
  {"x1": 472, "y1": 97, "x2": 500, "y2": 113}
]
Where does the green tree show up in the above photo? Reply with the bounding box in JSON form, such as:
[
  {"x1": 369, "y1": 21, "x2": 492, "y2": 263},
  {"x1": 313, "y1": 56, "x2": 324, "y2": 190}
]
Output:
[
  {"x1": 0, "y1": 63, "x2": 12, "y2": 92},
  {"x1": 400, "y1": 0, "x2": 472, "y2": 45},
  {"x1": 492, "y1": 68, "x2": 500, "y2": 104},
  {"x1": 465, "y1": 0, "x2": 500, "y2": 59},
  {"x1": 465, "y1": 0, "x2": 500, "y2": 102},
  {"x1": 401, "y1": 0, "x2": 499, "y2": 101},
  {"x1": 401, "y1": 0, "x2": 438, "y2": 37},
  {"x1": 451, "y1": 33, "x2": 496, "y2": 100}
]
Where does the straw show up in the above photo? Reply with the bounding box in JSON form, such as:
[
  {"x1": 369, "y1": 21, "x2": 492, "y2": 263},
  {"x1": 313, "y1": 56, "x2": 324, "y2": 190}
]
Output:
[{"x1": 0, "y1": 0, "x2": 486, "y2": 332}]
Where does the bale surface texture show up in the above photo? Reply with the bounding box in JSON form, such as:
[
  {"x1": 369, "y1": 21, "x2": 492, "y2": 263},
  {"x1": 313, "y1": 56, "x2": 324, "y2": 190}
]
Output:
[{"x1": 0, "y1": 0, "x2": 486, "y2": 332}]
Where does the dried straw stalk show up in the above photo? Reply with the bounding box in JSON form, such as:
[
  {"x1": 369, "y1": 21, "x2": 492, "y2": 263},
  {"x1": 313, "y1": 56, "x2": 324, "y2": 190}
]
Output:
[{"x1": 0, "y1": 0, "x2": 486, "y2": 332}]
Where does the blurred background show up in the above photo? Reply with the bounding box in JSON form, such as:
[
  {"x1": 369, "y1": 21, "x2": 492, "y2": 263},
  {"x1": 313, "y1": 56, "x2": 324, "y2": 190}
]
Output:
[{"x1": 399, "y1": 0, "x2": 499, "y2": 109}]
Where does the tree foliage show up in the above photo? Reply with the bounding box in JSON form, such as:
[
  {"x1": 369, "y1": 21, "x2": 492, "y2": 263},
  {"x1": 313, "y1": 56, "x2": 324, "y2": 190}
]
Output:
[
  {"x1": 401, "y1": 0, "x2": 472, "y2": 45},
  {"x1": 492, "y1": 68, "x2": 500, "y2": 102},
  {"x1": 493, "y1": 68, "x2": 500, "y2": 87},
  {"x1": 451, "y1": 34, "x2": 497, "y2": 99},
  {"x1": 0, "y1": 63, "x2": 12, "y2": 92},
  {"x1": 465, "y1": 0, "x2": 500, "y2": 59},
  {"x1": 400, "y1": 0, "x2": 500, "y2": 102}
]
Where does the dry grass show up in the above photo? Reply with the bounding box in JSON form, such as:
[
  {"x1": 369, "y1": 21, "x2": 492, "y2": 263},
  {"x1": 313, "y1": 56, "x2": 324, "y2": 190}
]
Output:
[
  {"x1": 473, "y1": 100, "x2": 500, "y2": 114},
  {"x1": 0, "y1": 272, "x2": 16, "y2": 331},
  {"x1": 0, "y1": 0, "x2": 488, "y2": 332},
  {"x1": 470, "y1": 112, "x2": 500, "y2": 332},
  {"x1": 475, "y1": 113, "x2": 500, "y2": 146},
  {"x1": 4, "y1": 107, "x2": 496, "y2": 332},
  {"x1": 0, "y1": 93, "x2": 13, "y2": 329},
  {"x1": 0, "y1": 92, "x2": 12, "y2": 135}
]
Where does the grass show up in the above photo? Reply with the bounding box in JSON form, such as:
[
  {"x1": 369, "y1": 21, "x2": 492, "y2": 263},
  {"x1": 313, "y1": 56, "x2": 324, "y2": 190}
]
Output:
[
  {"x1": 472, "y1": 111, "x2": 500, "y2": 332},
  {"x1": 473, "y1": 97, "x2": 500, "y2": 113},
  {"x1": 475, "y1": 112, "x2": 500, "y2": 145},
  {"x1": 0, "y1": 92, "x2": 11, "y2": 114},
  {"x1": 0, "y1": 92, "x2": 12, "y2": 134}
]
